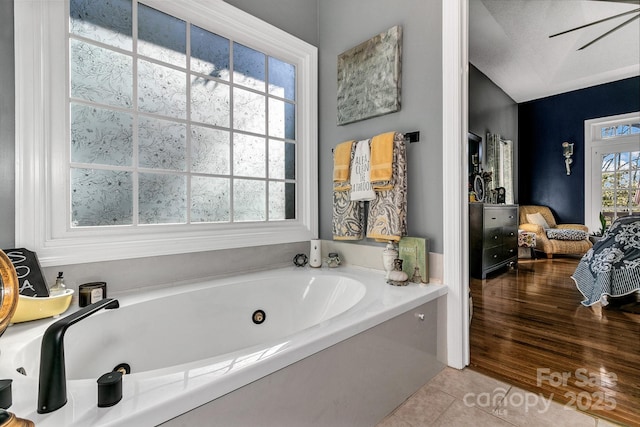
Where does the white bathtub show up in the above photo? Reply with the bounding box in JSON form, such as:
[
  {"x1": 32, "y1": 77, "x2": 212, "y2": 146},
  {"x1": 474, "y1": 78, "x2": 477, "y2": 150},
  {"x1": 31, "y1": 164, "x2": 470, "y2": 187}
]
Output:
[{"x1": 0, "y1": 265, "x2": 446, "y2": 426}]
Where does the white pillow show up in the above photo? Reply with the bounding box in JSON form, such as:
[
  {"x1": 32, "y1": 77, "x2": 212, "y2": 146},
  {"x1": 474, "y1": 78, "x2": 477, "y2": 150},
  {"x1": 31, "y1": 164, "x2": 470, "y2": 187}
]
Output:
[{"x1": 526, "y1": 212, "x2": 550, "y2": 229}]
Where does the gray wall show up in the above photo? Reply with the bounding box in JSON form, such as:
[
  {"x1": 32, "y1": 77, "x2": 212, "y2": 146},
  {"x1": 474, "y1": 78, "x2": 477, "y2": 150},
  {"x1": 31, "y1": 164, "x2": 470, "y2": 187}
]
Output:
[
  {"x1": 318, "y1": 0, "x2": 444, "y2": 252},
  {"x1": 2, "y1": 0, "x2": 445, "y2": 293},
  {"x1": 1, "y1": 1, "x2": 318, "y2": 292},
  {"x1": 223, "y1": 0, "x2": 318, "y2": 46},
  {"x1": 468, "y1": 64, "x2": 519, "y2": 202},
  {"x1": 0, "y1": 0, "x2": 15, "y2": 248}
]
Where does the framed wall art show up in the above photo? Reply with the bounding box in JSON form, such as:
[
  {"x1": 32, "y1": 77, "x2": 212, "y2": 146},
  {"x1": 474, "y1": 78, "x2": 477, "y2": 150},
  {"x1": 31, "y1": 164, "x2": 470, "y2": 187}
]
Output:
[{"x1": 337, "y1": 25, "x2": 402, "y2": 125}]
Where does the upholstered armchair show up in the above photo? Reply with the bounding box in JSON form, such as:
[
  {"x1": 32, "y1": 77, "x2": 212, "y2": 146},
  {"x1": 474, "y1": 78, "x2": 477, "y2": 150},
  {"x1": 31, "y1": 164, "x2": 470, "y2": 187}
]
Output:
[{"x1": 519, "y1": 205, "x2": 593, "y2": 259}]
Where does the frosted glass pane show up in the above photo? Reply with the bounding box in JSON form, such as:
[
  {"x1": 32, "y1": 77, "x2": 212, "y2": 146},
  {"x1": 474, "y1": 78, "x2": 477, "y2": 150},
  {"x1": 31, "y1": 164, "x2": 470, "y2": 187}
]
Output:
[
  {"x1": 138, "y1": 4, "x2": 186, "y2": 67},
  {"x1": 269, "y1": 182, "x2": 295, "y2": 220},
  {"x1": 70, "y1": 0, "x2": 132, "y2": 50},
  {"x1": 138, "y1": 117, "x2": 186, "y2": 171},
  {"x1": 191, "y1": 176, "x2": 230, "y2": 222},
  {"x1": 268, "y1": 140, "x2": 295, "y2": 180},
  {"x1": 233, "y1": 134, "x2": 265, "y2": 178},
  {"x1": 191, "y1": 126, "x2": 230, "y2": 175},
  {"x1": 191, "y1": 25, "x2": 230, "y2": 80},
  {"x1": 233, "y1": 42, "x2": 265, "y2": 91},
  {"x1": 268, "y1": 57, "x2": 295, "y2": 100},
  {"x1": 71, "y1": 103, "x2": 132, "y2": 166},
  {"x1": 268, "y1": 98, "x2": 295, "y2": 139},
  {"x1": 138, "y1": 60, "x2": 186, "y2": 119},
  {"x1": 71, "y1": 168, "x2": 133, "y2": 226},
  {"x1": 191, "y1": 78, "x2": 230, "y2": 127},
  {"x1": 70, "y1": 39, "x2": 132, "y2": 108},
  {"x1": 233, "y1": 87, "x2": 265, "y2": 134},
  {"x1": 139, "y1": 173, "x2": 186, "y2": 224},
  {"x1": 233, "y1": 179, "x2": 265, "y2": 221}
]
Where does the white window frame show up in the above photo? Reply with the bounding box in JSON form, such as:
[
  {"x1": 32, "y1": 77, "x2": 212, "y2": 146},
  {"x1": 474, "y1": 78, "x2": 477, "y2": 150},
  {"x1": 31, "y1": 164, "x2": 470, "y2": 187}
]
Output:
[
  {"x1": 15, "y1": 0, "x2": 318, "y2": 267},
  {"x1": 584, "y1": 111, "x2": 640, "y2": 232}
]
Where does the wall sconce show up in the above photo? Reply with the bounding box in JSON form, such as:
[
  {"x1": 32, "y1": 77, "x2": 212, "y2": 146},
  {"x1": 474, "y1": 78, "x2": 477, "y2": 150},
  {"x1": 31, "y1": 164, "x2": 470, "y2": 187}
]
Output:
[{"x1": 562, "y1": 142, "x2": 574, "y2": 175}]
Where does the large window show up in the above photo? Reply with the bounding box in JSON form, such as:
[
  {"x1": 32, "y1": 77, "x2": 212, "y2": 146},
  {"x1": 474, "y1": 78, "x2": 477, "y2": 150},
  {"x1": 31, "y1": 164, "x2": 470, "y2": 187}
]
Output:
[
  {"x1": 15, "y1": 0, "x2": 317, "y2": 266},
  {"x1": 585, "y1": 113, "x2": 640, "y2": 231}
]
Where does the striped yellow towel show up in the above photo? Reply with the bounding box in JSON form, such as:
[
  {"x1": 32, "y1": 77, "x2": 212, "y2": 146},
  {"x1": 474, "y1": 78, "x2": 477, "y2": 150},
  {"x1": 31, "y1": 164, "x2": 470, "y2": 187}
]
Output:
[
  {"x1": 333, "y1": 140, "x2": 355, "y2": 191},
  {"x1": 370, "y1": 132, "x2": 397, "y2": 190}
]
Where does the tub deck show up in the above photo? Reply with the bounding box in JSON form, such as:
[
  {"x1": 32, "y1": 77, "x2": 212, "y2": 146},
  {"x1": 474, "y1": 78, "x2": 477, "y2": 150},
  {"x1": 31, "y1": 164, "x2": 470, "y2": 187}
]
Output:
[{"x1": 0, "y1": 265, "x2": 447, "y2": 426}]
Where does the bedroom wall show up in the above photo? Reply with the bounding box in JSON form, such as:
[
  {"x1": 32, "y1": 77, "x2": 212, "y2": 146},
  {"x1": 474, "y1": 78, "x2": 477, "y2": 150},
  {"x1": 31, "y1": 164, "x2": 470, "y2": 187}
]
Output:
[
  {"x1": 468, "y1": 64, "x2": 519, "y2": 203},
  {"x1": 518, "y1": 76, "x2": 640, "y2": 224}
]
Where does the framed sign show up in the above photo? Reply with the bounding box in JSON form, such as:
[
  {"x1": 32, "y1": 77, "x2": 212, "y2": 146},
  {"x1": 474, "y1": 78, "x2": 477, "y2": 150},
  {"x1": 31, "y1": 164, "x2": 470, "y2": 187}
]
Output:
[
  {"x1": 2, "y1": 248, "x2": 49, "y2": 297},
  {"x1": 337, "y1": 25, "x2": 402, "y2": 125}
]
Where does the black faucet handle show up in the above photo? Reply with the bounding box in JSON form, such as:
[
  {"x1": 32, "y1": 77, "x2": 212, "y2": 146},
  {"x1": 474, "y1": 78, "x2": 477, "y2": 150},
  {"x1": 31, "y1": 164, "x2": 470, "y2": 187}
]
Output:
[{"x1": 37, "y1": 298, "x2": 119, "y2": 414}]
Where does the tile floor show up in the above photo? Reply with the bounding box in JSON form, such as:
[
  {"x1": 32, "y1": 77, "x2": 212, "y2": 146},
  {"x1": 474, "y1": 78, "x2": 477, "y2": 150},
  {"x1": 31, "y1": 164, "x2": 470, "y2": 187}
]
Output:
[{"x1": 377, "y1": 367, "x2": 623, "y2": 427}]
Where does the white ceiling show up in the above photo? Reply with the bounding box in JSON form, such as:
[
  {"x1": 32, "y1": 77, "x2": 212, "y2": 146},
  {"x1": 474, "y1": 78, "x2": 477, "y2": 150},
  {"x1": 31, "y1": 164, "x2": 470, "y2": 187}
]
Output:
[{"x1": 469, "y1": 0, "x2": 640, "y2": 103}]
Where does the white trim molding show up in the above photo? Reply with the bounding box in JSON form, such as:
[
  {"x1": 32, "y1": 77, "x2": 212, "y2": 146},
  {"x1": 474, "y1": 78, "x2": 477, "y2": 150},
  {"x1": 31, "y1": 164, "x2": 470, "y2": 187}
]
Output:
[
  {"x1": 584, "y1": 111, "x2": 640, "y2": 231},
  {"x1": 15, "y1": 0, "x2": 318, "y2": 266},
  {"x1": 442, "y1": 0, "x2": 470, "y2": 369}
]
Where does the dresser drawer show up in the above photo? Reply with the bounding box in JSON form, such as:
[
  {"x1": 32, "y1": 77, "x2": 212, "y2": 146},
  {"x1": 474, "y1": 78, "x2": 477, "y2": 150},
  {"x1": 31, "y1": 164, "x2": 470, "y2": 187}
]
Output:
[
  {"x1": 483, "y1": 245, "x2": 505, "y2": 267},
  {"x1": 503, "y1": 245, "x2": 517, "y2": 260},
  {"x1": 484, "y1": 227, "x2": 503, "y2": 247},
  {"x1": 484, "y1": 207, "x2": 518, "y2": 227},
  {"x1": 503, "y1": 227, "x2": 518, "y2": 246}
]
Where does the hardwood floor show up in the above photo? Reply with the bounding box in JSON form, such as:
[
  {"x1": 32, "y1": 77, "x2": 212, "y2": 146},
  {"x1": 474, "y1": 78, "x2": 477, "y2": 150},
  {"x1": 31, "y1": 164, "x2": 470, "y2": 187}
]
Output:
[{"x1": 470, "y1": 256, "x2": 640, "y2": 427}]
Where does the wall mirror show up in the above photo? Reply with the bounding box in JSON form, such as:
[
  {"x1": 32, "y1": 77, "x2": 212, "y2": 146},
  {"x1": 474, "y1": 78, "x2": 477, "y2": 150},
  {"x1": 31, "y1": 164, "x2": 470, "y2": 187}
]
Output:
[
  {"x1": 468, "y1": 132, "x2": 482, "y2": 176},
  {"x1": 486, "y1": 133, "x2": 514, "y2": 204}
]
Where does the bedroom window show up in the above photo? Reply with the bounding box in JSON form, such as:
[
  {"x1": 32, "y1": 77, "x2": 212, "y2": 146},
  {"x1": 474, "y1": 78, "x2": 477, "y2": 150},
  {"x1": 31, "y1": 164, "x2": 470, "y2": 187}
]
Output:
[
  {"x1": 15, "y1": 0, "x2": 318, "y2": 266},
  {"x1": 600, "y1": 151, "x2": 640, "y2": 224},
  {"x1": 585, "y1": 113, "x2": 640, "y2": 231}
]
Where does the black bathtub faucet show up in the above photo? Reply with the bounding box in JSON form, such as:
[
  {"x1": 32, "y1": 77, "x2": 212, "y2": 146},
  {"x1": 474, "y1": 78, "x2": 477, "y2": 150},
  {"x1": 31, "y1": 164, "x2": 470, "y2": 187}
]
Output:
[{"x1": 37, "y1": 298, "x2": 120, "y2": 414}]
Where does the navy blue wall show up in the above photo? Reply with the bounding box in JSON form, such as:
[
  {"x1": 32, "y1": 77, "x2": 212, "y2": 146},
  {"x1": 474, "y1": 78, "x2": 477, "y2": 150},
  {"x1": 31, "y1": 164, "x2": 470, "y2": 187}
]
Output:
[{"x1": 518, "y1": 76, "x2": 640, "y2": 224}]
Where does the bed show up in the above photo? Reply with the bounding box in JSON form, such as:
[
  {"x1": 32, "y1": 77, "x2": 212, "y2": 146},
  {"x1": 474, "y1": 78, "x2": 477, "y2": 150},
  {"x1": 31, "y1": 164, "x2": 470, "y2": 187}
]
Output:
[{"x1": 572, "y1": 215, "x2": 640, "y2": 306}]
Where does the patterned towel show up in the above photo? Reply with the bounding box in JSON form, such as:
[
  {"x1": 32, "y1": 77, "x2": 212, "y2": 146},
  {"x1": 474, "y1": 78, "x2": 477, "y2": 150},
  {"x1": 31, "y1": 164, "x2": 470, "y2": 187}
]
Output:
[
  {"x1": 333, "y1": 140, "x2": 364, "y2": 240},
  {"x1": 333, "y1": 191, "x2": 364, "y2": 240},
  {"x1": 367, "y1": 133, "x2": 407, "y2": 242}
]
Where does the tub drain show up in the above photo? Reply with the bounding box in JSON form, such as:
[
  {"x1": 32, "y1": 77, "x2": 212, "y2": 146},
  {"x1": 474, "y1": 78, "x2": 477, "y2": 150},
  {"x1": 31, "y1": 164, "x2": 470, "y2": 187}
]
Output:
[{"x1": 252, "y1": 310, "x2": 266, "y2": 325}]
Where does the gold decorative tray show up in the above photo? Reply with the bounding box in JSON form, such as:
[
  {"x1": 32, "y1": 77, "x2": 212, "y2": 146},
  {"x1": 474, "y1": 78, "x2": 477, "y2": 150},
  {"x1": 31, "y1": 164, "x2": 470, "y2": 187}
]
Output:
[{"x1": 0, "y1": 250, "x2": 19, "y2": 336}]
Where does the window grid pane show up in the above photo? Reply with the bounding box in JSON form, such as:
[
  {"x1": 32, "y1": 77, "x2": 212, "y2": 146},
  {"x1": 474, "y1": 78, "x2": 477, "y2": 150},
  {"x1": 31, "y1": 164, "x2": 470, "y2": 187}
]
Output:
[
  {"x1": 601, "y1": 151, "x2": 640, "y2": 224},
  {"x1": 69, "y1": 0, "x2": 297, "y2": 227}
]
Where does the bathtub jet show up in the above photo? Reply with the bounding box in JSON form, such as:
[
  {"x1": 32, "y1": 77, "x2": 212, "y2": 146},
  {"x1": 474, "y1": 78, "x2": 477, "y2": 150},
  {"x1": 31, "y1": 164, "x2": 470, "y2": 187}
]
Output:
[{"x1": 37, "y1": 298, "x2": 120, "y2": 414}]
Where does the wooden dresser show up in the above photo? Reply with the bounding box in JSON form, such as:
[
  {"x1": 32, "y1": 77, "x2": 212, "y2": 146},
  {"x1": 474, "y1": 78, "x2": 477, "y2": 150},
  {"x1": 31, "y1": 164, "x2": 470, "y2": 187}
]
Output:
[{"x1": 469, "y1": 203, "x2": 518, "y2": 279}]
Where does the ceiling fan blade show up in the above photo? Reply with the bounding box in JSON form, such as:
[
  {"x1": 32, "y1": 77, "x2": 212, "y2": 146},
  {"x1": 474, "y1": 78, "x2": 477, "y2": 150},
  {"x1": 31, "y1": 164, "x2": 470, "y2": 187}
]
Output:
[
  {"x1": 549, "y1": 7, "x2": 640, "y2": 38},
  {"x1": 579, "y1": 13, "x2": 640, "y2": 49}
]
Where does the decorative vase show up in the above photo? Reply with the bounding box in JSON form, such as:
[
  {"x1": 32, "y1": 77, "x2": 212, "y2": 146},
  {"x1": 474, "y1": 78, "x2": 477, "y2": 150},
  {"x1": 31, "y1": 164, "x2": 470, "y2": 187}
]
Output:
[{"x1": 382, "y1": 242, "x2": 398, "y2": 279}]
